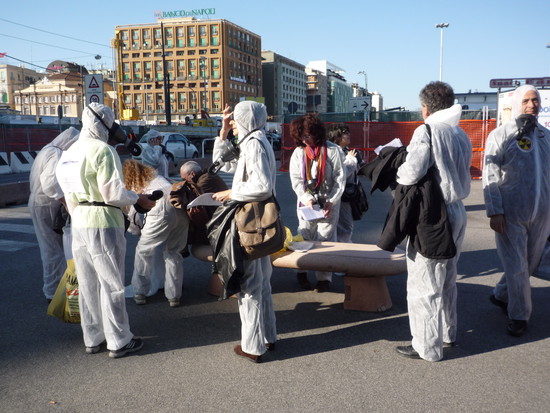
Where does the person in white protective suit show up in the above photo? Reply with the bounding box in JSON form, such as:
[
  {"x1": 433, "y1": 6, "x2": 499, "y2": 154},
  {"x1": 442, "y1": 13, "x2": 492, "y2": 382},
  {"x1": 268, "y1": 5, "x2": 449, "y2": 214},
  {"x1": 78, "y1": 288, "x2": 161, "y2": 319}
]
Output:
[
  {"x1": 483, "y1": 85, "x2": 550, "y2": 337},
  {"x1": 122, "y1": 159, "x2": 189, "y2": 307},
  {"x1": 327, "y1": 122, "x2": 361, "y2": 244},
  {"x1": 56, "y1": 103, "x2": 155, "y2": 358},
  {"x1": 29, "y1": 127, "x2": 79, "y2": 301},
  {"x1": 288, "y1": 114, "x2": 345, "y2": 292},
  {"x1": 141, "y1": 129, "x2": 169, "y2": 178},
  {"x1": 395, "y1": 81, "x2": 472, "y2": 362},
  {"x1": 212, "y1": 102, "x2": 277, "y2": 363}
]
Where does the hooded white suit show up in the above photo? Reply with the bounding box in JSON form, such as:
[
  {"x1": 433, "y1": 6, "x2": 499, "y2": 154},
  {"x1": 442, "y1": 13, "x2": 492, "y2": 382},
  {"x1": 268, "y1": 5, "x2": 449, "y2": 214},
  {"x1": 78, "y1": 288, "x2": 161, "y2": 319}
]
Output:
[
  {"x1": 397, "y1": 103, "x2": 472, "y2": 361},
  {"x1": 29, "y1": 127, "x2": 79, "y2": 299},
  {"x1": 212, "y1": 101, "x2": 277, "y2": 356},
  {"x1": 483, "y1": 85, "x2": 550, "y2": 321},
  {"x1": 57, "y1": 103, "x2": 139, "y2": 352}
]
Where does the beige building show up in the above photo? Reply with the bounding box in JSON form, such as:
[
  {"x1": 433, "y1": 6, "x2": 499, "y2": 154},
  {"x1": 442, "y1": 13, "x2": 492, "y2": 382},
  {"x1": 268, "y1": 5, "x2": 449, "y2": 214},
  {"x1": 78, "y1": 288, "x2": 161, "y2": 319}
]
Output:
[
  {"x1": 14, "y1": 71, "x2": 114, "y2": 119},
  {"x1": 0, "y1": 64, "x2": 41, "y2": 110},
  {"x1": 113, "y1": 17, "x2": 262, "y2": 123}
]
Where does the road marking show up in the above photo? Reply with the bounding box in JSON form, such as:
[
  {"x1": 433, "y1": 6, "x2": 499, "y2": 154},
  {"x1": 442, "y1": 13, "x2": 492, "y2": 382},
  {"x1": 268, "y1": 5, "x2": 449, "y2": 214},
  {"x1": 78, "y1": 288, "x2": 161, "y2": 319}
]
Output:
[
  {"x1": 0, "y1": 223, "x2": 37, "y2": 234},
  {"x1": 0, "y1": 239, "x2": 37, "y2": 252}
]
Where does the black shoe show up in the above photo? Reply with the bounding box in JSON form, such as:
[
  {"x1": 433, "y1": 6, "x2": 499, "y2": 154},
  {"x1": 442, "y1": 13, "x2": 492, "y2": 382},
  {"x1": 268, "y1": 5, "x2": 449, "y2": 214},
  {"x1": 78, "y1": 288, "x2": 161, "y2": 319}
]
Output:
[
  {"x1": 395, "y1": 345, "x2": 421, "y2": 359},
  {"x1": 490, "y1": 295, "x2": 508, "y2": 314},
  {"x1": 265, "y1": 342, "x2": 276, "y2": 352},
  {"x1": 507, "y1": 319, "x2": 527, "y2": 337},
  {"x1": 314, "y1": 280, "x2": 330, "y2": 293},
  {"x1": 297, "y1": 272, "x2": 311, "y2": 290},
  {"x1": 443, "y1": 341, "x2": 456, "y2": 348}
]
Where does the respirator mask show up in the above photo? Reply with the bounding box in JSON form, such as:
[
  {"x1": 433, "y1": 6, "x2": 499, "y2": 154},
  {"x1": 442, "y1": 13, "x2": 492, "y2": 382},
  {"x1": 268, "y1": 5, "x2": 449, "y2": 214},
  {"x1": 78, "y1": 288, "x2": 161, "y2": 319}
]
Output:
[
  {"x1": 515, "y1": 114, "x2": 537, "y2": 141},
  {"x1": 88, "y1": 106, "x2": 142, "y2": 156}
]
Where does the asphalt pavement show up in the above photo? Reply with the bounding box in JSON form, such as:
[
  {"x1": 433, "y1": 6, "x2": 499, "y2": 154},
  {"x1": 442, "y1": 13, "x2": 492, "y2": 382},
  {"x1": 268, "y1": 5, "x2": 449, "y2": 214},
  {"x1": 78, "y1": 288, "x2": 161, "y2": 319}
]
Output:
[{"x1": 1, "y1": 171, "x2": 550, "y2": 412}]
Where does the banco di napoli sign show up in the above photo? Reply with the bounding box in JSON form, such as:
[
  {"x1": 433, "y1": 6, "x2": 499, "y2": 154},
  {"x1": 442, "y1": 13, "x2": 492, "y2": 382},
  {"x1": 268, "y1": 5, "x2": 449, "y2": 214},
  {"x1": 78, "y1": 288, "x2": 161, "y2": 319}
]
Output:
[{"x1": 154, "y1": 8, "x2": 216, "y2": 19}]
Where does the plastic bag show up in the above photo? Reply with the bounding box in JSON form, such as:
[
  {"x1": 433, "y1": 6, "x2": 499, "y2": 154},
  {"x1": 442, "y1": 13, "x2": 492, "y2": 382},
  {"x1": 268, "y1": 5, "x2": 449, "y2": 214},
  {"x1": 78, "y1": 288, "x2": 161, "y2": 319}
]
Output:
[{"x1": 47, "y1": 259, "x2": 80, "y2": 323}]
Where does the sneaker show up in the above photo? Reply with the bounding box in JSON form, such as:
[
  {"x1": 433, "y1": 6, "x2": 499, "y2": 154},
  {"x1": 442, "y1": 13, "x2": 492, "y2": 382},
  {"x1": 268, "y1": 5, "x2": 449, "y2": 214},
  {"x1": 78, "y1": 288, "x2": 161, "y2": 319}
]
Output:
[
  {"x1": 134, "y1": 294, "x2": 146, "y2": 305},
  {"x1": 168, "y1": 299, "x2": 180, "y2": 308},
  {"x1": 109, "y1": 338, "x2": 143, "y2": 359},
  {"x1": 489, "y1": 295, "x2": 507, "y2": 314},
  {"x1": 85, "y1": 345, "x2": 101, "y2": 354}
]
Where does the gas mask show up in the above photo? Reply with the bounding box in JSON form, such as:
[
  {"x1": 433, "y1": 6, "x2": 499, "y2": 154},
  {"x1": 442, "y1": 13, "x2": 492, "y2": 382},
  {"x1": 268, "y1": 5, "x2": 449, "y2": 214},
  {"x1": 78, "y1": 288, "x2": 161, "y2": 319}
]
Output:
[
  {"x1": 88, "y1": 106, "x2": 142, "y2": 156},
  {"x1": 515, "y1": 114, "x2": 537, "y2": 141}
]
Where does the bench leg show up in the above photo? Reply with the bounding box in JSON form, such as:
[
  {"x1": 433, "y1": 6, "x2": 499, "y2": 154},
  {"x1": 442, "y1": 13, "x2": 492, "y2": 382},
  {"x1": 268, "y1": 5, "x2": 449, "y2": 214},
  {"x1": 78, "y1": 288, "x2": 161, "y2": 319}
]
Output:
[{"x1": 343, "y1": 275, "x2": 392, "y2": 312}]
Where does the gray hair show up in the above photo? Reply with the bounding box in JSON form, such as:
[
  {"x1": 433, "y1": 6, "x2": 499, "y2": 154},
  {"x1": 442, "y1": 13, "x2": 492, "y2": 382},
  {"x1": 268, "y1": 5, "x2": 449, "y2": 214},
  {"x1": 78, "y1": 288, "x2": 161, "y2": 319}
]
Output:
[
  {"x1": 180, "y1": 161, "x2": 202, "y2": 175},
  {"x1": 419, "y1": 81, "x2": 455, "y2": 114}
]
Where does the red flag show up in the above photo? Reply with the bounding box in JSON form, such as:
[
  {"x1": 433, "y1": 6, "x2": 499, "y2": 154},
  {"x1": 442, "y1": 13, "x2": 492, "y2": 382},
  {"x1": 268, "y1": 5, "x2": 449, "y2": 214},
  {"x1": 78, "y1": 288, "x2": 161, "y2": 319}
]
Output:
[{"x1": 0, "y1": 53, "x2": 6, "y2": 58}]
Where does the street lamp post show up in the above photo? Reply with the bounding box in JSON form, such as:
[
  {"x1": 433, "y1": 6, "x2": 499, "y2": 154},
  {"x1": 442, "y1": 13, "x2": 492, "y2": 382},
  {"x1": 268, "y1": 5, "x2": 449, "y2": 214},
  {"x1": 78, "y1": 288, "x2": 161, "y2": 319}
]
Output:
[
  {"x1": 200, "y1": 56, "x2": 207, "y2": 113},
  {"x1": 435, "y1": 23, "x2": 449, "y2": 81},
  {"x1": 357, "y1": 70, "x2": 368, "y2": 94}
]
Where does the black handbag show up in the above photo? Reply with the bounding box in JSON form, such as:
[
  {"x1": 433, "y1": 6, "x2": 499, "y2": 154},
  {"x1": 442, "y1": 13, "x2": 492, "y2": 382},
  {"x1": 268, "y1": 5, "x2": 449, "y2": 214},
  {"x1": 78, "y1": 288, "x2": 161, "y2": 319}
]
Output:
[{"x1": 342, "y1": 175, "x2": 369, "y2": 220}]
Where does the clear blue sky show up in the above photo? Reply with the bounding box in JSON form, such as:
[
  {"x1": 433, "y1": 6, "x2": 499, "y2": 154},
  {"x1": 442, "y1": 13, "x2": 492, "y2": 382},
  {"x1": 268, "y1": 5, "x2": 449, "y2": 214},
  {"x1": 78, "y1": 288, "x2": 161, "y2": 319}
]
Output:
[{"x1": 1, "y1": 0, "x2": 549, "y2": 111}]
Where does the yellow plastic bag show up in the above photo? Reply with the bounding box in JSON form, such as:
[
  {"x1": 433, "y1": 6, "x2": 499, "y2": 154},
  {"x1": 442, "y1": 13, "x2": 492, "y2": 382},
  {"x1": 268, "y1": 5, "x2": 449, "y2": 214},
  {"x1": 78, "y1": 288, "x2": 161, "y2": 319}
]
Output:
[{"x1": 47, "y1": 259, "x2": 80, "y2": 323}]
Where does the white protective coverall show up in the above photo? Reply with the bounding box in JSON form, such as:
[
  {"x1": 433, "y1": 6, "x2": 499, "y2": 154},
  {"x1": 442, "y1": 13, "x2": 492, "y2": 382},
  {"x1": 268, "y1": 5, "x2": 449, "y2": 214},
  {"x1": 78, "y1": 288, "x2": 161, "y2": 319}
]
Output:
[
  {"x1": 483, "y1": 85, "x2": 550, "y2": 321},
  {"x1": 141, "y1": 129, "x2": 169, "y2": 178},
  {"x1": 212, "y1": 101, "x2": 277, "y2": 356},
  {"x1": 337, "y1": 147, "x2": 359, "y2": 243},
  {"x1": 289, "y1": 141, "x2": 345, "y2": 281},
  {"x1": 396, "y1": 103, "x2": 472, "y2": 361},
  {"x1": 130, "y1": 174, "x2": 189, "y2": 303},
  {"x1": 57, "y1": 103, "x2": 139, "y2": 352},
  {"x1": 29, "y1": 127, "x2": 79, "y2": 299}
]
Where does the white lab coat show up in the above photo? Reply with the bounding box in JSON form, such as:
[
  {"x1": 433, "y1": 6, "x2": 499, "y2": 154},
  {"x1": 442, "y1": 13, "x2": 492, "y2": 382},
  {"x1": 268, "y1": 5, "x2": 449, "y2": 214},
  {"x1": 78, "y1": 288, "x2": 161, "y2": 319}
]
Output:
[
  {"x1": 396, "y1": 104, "x2": 472, "y2": 361},
  {"x1": 337, "y1": 147, "x2": 359, "y2": 243},
  {"x1": 483, "y1": 86, "x2": 550, "y2": 321},
  {"x1": 289, "y1": 141, "x2": 345, "y2": 281},
  {"x1": 58, "y1": 103, "x2": 139, "y2": 352},
  {"x1": 212, "y1": 101, "x2": 277, "y2": 356},
  {"x1": 131, "y1": 175, "x2": 189, "y2": 302},
  {"x1": 29, "y1": 127, "x2": 79, "y2": 299}
]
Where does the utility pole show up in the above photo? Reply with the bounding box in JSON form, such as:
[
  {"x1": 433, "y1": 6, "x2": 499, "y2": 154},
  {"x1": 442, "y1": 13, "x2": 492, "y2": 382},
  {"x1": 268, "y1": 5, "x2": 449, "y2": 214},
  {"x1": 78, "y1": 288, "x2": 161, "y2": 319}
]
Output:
[
  {"x1": 436, "y1": 23, "x2": 449, "y2": 81},
  {"x1": 161, "y1": 22, "x2": 171, "y2": 125}
]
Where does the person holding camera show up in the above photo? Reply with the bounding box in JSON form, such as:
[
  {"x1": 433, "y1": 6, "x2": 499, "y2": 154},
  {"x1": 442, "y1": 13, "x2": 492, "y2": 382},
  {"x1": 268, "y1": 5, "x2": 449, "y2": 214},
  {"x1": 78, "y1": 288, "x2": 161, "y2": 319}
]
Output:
[
  {"x1": 56, "y1": 103, "x2": 155, "y2": 358},
  {"x1": 141, "y1": 129, "x2": 170, "y2": 178},
  {"x1": 123, "y1": 159, "x2": 189, "y2": 308},
  {"x1": 288, "y1": 114, "x2": 345, "y2": 292},
  {"x1": 327, "y1": 123, "x2": 364, "y2": 244},
  {"x1": 483, "y1": 85, "x2": 550, "y2": 337}
]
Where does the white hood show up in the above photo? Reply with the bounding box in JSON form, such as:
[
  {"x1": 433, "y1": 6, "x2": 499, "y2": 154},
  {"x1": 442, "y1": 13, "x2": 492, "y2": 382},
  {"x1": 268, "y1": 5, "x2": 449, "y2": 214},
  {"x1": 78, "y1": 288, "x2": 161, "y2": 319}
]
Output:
[
  {"x1": 512, "y1": 85, "x2": 540, "y2": 119},
  {"x1": 234, "y1": 101, "x2": 267, "y2": 142},
  {"x1": 81, "y1": 102, "x2": 115, "y2": 142},
  {"x1": 425, "y1": 103, "x2": 462, "y2": 127}
]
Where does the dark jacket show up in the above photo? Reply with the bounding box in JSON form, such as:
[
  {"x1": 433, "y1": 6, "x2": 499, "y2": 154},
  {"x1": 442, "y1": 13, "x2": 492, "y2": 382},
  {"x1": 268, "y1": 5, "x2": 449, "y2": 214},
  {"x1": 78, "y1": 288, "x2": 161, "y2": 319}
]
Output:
[
  {"x1": 206, "y1": 200, "x2": 246, "y2": 300},
  {"x1": 366, "y1": 146, "x2": 456, "y2": 259}
]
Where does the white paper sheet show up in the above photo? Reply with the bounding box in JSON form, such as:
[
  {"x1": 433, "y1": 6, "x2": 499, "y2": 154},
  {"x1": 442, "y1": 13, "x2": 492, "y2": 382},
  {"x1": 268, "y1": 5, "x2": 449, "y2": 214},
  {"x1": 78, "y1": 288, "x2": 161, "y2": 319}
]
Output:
[
  {"x1": 298, "y1": 205, "x2": 324, "y2": 221},
  {"x1": 187, "y1": 193, "x2": 222, "y2": 208}
]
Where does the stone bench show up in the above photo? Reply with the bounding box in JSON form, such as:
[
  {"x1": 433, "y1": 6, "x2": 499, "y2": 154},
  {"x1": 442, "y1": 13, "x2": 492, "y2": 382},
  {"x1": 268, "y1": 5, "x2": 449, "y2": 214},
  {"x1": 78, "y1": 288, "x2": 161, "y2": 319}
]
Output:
[{"x1": 191, "y1": 241, "x2": 407, "y2": 312}]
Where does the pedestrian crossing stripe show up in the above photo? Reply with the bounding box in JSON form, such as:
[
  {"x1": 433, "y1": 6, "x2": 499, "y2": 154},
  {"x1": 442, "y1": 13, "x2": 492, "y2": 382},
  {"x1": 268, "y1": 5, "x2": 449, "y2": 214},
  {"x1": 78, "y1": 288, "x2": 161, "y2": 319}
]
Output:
[
  {"x1": 0, "y1": 223, "x2": 37, "y2": 234},
  {"x1": 0, "y1": 239, "x2": 37, "y2": 252}
]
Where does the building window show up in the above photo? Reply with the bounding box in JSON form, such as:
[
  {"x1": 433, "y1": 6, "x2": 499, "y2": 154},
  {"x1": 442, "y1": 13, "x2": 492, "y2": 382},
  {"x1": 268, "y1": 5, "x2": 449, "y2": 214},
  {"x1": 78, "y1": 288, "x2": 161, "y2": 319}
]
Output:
[
  {"x1": 211, "y1": 25, "x2": 218, "y2": 36},
  {"x1": 188, "y1": 39, "x2": 195, "y2": 47},
  {"x1": 154, "y1": 28, "x2": 162, "y2": 39},
  {"x1": 212, "y1": 37, "x2": 219, "y2": 46},
  {"x1": 188, "y1": 27, "x2": 195, "y2": 36},
  {"x1": 177, "y1": 27, "x2": 184, "y2": 37}
]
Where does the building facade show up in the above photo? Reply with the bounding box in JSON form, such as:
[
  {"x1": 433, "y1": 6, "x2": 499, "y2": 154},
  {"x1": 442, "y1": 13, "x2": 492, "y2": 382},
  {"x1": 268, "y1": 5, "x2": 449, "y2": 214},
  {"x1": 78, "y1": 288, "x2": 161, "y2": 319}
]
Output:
[
  {"x1": 113, "y1": 17, "x2": 262, "y2": 123},
  {"x1": 14, "y1": 70, "x2": 114, "y2": 120},
  {"x1": 0, "y1": 64, "x2": 41, "y2": 110},
  {"x1": 455, "y1": 91, "x2": 497, "y2": 110},
  {"x1": 305, "y1": 68, "x2": 327, "y2": 113},
  {"x1": 261, "y1": 50, "x2": 306, "y2": 121},
  {"x1": 306, "y1": 61, "x2": 352, "y2": 114}
]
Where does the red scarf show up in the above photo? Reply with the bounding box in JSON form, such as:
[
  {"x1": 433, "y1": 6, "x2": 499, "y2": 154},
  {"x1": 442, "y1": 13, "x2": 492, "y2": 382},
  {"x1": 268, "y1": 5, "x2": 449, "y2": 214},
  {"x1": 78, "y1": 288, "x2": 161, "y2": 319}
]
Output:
[{"x1": 304, "y1": 144, "x2": 327, "y2": 190}]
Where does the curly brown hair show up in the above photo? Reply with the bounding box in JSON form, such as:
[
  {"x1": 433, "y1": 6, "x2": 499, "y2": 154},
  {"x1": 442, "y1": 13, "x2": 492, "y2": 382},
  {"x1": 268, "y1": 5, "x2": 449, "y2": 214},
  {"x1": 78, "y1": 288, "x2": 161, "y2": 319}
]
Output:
[
  {"x1": 289, "y1": 114, "x2": 326, "y2": 148},
  {"x1": 122, "y1": 159, "x2": 156, "y2": 193}
]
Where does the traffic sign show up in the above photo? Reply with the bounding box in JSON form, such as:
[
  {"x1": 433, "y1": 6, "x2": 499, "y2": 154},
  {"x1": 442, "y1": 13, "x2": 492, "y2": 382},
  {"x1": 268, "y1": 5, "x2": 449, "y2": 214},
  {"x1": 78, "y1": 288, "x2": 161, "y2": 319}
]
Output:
[{"x1": 85, "y1": 74, "x2": 104, "y2": 105}]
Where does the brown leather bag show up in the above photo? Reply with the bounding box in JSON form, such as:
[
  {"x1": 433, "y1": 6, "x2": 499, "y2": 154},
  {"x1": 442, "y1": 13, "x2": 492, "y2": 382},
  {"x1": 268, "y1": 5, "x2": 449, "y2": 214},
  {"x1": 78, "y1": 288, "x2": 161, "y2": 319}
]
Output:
[{"x1": 235, "y1": 196, "x2": 285, "y2": 260}]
